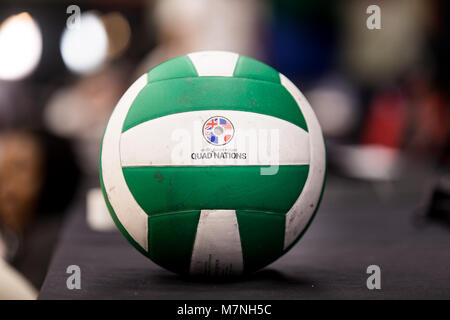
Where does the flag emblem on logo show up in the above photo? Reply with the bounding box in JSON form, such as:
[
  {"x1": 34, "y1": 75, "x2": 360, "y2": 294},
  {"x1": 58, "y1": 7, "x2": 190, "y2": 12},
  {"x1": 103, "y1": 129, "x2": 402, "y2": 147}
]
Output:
[{"x1": 203, "y1": 116, "x2": 234, "y2": 146}]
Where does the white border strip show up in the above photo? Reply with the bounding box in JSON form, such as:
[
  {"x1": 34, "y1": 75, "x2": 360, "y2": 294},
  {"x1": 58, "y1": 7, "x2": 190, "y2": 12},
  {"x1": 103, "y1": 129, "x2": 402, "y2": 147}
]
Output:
[
  {"x1": 101, "y1": 74, "x2": 149, "y2": 251},
  {"x1": 281, "y1": 74, "x2": 326, "y2": 249},
  {"x1": 189, "y1": 210, "x2": 243, "y2": 276},
  {"x1": 120, "y1": 110, "x2": 310, "y2": 167},
  {"x1": 188, "y1": 51, "x2": 239, "y2": 77}
]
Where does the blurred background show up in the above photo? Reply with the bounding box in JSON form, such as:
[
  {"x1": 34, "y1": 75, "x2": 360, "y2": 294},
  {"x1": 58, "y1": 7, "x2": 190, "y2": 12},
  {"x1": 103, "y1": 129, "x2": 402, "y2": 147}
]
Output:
[{"x1": 0, "y1": 0, "x2": 448, "y2": 298}]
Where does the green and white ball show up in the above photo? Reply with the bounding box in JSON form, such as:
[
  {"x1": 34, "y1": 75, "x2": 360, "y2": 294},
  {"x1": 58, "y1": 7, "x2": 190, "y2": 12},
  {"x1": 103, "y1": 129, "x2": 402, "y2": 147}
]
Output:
[{"x1": 100, "y1": 51, "x2": 326, "y2": 276}]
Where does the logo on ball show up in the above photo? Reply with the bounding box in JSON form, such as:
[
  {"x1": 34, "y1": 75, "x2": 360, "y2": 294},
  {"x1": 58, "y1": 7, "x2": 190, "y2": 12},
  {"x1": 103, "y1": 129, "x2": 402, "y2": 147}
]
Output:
[{"x1": 203, "y1": 116, "x2": 234, "y2": 146}]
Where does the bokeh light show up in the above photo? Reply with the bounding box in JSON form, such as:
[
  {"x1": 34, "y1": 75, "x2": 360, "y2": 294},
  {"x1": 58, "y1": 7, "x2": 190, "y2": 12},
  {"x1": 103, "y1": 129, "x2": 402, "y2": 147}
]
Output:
[
  {"x1": 60, "y1": 12, "x2": 108, "y2": 74},
  {"x1": 0, "y1": 12, "x2": 42, "y2": 81}
]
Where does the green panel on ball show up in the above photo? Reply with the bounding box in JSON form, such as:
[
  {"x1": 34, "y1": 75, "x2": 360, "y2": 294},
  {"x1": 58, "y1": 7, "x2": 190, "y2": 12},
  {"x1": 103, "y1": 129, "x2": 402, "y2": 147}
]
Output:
[
  {"x1": 122, "y1": 77, "x2": 308, "y2": 133},
  {"x1": 236, "y1": 210, "x2": 285, "y2": 273},
  {"x1": 233, "y1": 55, "x2": 281, "y2": 84},
  {"x1": 122, "y1": 165, "x2": 309, "y2": 215},
  {"x1": 147, "y1": 211, "x2": 201, "y2": 274},
  {"x1": 147, "y1": 56, "x2": 198, "y2": 83}
]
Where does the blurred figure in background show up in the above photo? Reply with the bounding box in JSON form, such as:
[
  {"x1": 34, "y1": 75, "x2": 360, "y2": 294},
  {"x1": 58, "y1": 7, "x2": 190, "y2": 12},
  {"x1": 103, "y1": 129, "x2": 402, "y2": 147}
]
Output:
[
  {"x1": 319, "y1": 0, "x2": 449, "y2": 182},
  {"x1": 341, "y1": 0, "x2": 430, "y2": 86},
  {"x1": 0, "y1": 129, "x2": 80, "y2": 289},
  {"x1": 44, "y1": 64, "x2": 129, "y2": 177},
  {"x1": 136, "y1": 0, "x2": 267, "y2": 75}
]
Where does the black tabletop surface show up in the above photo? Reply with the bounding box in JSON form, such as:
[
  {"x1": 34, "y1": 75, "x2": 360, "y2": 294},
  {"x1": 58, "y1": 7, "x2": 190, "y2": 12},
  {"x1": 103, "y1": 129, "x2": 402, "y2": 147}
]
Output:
[{"x1": 39, "y1": 172, "x2": 450, "y2": 300}]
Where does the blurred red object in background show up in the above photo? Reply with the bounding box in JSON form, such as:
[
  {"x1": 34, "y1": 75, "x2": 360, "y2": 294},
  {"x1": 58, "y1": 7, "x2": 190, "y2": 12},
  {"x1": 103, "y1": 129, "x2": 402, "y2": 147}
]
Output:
[{"x1": 362, "y1": 89, "x2": 408, "y2": 149}]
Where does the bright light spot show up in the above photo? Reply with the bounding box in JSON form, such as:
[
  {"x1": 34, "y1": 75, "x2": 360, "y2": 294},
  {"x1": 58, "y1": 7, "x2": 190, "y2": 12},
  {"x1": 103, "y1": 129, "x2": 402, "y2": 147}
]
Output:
[
  {"x1": 0, "y1": 12, "x2": 42, "y2": 81},
  {"x1": 60, "y1": 12, "x2": 108, "y2": 74}
]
